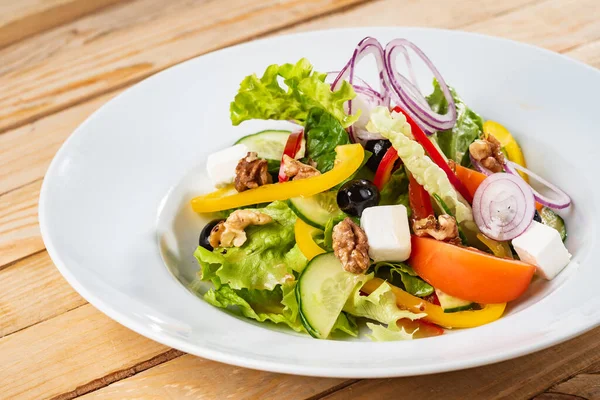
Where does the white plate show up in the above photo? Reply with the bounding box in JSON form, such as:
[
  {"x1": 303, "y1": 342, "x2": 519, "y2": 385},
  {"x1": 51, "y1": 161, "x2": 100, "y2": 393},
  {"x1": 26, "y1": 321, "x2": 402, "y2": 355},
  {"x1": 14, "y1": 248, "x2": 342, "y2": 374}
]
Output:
[{"x1": 40, "y1": 27, "x2": 600, "y2": 378}]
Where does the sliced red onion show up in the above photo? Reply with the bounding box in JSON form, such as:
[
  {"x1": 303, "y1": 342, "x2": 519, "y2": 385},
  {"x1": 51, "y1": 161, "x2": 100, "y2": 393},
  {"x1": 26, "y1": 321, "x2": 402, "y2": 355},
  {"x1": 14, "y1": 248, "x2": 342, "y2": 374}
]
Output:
[
  {"x1": 469, "y1": 153, "x2": 494, "y2": 176},
  {"x1": 383, "y1": 39, "x2": 457, "y2": 133},
  {"x1": 504, "y1": 161, "x2": 571, "y2": 209},
  {"x1": 473, "y1": 173, "x2": 536, "y2": 241}
]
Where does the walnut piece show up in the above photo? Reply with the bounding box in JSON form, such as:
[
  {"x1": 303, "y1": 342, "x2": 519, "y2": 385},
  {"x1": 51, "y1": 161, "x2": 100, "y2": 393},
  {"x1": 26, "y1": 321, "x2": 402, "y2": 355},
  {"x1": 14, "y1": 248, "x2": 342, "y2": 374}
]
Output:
[
  {"x1": 468, "y1": 134, "x2": 505, "y2": 173},
  {"x1": 234, "y1": 152, "x2": 272, "y2": 192},
  {"x1": 413, "y1": 214, "x2": 459, "y2": 242},
  {"x1": 208, "y1": 209, "x2": 272, "y2": 248},
  {"x1": 332, "y1": 218, "x2": 370, "y2": 274},
  {"x1": 281, "y1": 155, "x2": 321, "y2": 180}
]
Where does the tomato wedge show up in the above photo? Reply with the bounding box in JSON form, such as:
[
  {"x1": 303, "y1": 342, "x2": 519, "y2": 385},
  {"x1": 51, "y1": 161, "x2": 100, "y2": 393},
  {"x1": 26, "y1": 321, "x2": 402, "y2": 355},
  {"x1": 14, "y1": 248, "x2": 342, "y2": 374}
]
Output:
[
  {"x1": 396, "y1": 318, "x2": 444, "y2": 338},
  {"x1": 392, "y1": 106, "x2": 473, "y2": 204},
  {"x1": 278, "y1": 130, "x2": 304, "y2": 182},
  {"x1": 409, "y1": 236, "x2": 535, "y2": 303},
  {"x1": 408, "y1": 173, "x2": 434, "y2": 219},
  {"x1": 373, "y1": 147, "x2": 398, "y2": 190}
]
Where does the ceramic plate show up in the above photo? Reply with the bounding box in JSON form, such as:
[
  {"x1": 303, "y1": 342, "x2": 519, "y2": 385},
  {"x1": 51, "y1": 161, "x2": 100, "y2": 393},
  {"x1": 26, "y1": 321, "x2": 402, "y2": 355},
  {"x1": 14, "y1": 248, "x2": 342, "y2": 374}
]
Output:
[{"x1": 39, "y1": 27, "x2": 600, "y2": 378}]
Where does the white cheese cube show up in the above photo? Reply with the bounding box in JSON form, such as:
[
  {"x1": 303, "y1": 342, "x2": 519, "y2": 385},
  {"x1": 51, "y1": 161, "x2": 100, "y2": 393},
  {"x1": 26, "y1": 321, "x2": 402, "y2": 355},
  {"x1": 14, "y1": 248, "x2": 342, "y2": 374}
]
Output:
[
  {"x1": 206, "y1": 144, "x2": 249, "y2": 188},
  {"x1": 360, "y1": 205, "x2": 411, "y2": 262},
  {"x1": 511, "y1": 221, "x2": 571, "y2": 280}
]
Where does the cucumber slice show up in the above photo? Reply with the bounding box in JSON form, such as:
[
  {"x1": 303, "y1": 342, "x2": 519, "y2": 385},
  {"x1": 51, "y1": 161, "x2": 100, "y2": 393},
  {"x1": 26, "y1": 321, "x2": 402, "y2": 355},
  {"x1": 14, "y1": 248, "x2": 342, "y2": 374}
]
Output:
[
  {"x1": 288, "y1": 192, "x2": 345, "y2": 230},
  {"x1": 540, "y1": 207, "x2": 567, "y2": 241},
  {"x1": 436, "y1": 289, "x2": 475, "y2": 313},
  {"x1": 296, "y1": 253, "x2": 364, "y2": 339},
  {"x1": 235, "y1": 130, "x2": 305, "y2": 160}
]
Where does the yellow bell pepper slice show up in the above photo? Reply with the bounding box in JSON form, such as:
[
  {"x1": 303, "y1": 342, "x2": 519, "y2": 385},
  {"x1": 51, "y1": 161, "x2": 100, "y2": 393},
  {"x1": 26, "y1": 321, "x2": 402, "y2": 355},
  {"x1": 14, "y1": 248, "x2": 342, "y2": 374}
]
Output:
[
  {"x1": 483, "y1": 120, "x2": 528, "y2": 182},
  {"x1": 295, "y1": 219, "x2": 326, "y2": 260},
  {"x1": 191, "y1": 144, "x2": 364, "y2": 213},
  {"x1": 361, "y1": 278, "x2": 506, "y2": 329},
  {"x1": 476, "y1": 233, "x2": 513, "y2": 259}
]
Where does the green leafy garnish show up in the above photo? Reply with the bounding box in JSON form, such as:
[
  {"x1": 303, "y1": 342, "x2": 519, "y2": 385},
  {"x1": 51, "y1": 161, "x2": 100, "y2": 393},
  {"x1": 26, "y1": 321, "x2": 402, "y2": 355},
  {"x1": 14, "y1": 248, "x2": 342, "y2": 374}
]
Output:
[
  {"x1": 302, "y1": 107, "x2": 350, "y2": 173},
  {"x1": 230, "y1": 58, "x2": 358, "y2": 128},
  {"x1": 379, "y1": 166, "x2": 411, "y2": 213},
  {"x1": 372, "y1": 262, "x2": 434, "y2": 297},
  {"x1": 426, "y1": 79, "x2": 483, "y2": 166}
]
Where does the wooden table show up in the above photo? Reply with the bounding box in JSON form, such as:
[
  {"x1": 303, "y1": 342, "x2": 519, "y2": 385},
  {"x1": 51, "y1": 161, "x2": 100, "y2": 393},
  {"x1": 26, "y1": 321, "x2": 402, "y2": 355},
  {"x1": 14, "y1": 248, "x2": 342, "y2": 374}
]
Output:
[{"x1": 1, "y1": 0, "x2": 599, "y2": 398}]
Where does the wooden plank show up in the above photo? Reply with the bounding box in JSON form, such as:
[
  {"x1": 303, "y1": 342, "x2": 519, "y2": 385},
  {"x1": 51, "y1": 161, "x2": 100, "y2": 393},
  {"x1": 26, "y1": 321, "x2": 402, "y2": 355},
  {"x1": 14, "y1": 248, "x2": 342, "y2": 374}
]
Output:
[
  {"x1": 0, "y1": 92, "x2": 117, "y2": 195},
  {"x1": 0, "y1": 0, "x2": 124, "y2": 49},
  {"x1": 319, "y1": 326, "x2": 600, "y2": 400},
  {"x1": 0, "y1": 304, "x2": 171, "y2": 400},
  {"x1": 286, "y1": 0, "x2": 540, "y2": 33},
  {"x1": 0, "y1": 251, "x2": 86, "y2": 338},
  {"x1": 0, "y1": 180, "x2": 43, "y2": 267},
  {"x1": 547, "y1": 374, "x2": 600, "y2": 399},
  {"x1": 564, "y1": 39, "x2": 600, "y2": 69},
  {"x1": 78, "y1": 354, "x2": 348, "y2": 399},
  {"x1": 0, "y1": 0, "x2": 367, "y2": 134}
]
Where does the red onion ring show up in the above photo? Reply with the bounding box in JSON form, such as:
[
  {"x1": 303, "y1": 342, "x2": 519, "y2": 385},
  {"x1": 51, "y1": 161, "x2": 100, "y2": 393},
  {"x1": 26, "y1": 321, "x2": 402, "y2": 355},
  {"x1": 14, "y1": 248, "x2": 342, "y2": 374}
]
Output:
[
  {"x1": 383, "y1": 39, "x2": 457, "y2": 132},
  {"x1": 504, "y1": 161, "x2": 571, "y2": 209},
  {"x1": 473, "y1": 173, "x2": 536, "y2": 241}
]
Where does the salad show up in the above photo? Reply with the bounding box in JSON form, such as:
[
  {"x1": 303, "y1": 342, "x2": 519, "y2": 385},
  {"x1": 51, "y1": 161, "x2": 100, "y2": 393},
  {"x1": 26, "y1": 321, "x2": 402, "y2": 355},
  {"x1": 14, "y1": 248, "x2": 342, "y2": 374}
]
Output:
[{"x1": 190, "y1": 37, "x2": 572, "y2": 341}]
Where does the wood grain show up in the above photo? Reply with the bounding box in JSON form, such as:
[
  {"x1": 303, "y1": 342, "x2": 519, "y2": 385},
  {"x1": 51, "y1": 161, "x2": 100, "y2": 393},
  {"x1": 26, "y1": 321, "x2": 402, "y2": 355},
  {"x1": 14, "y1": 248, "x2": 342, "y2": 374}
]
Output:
[
  {"x1": 78, "y1": 354, "x2": 347, "y2": 400},
  {"x1": 319, "y1": 326, "x2": 600, "y2": 400},
  {"x1": 0, "y1": 304, "x2": 170, "y2": 400},
  {"x1": 0, "y1": 0, "x2": 367, "y2": 134},
  {"x1": 549, "y1": 374, "x2": 600, "y2": 399},
  {"x1": 565, "y1": 39, "x2": 600, "y2": 69},
  {"x1": 0, "y1": 0, "x2": 123, "y2": 49},
  {"x1": 0, "y1": 180, "x2": 43, "y2": 267},
  {"x1": 0, "y1": 251, "x2": 86, "y2": 338}
]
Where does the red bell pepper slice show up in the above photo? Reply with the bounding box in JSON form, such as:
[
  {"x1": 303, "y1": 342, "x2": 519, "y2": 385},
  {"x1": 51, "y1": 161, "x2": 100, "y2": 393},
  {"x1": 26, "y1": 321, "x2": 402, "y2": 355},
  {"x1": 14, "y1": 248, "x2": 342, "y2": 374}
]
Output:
[
  {"x1": 373, "y1": 146, "x2": 398, "y2": 190},
  {"x1": 408, "y1": 173, "x2": 434, "y2": 219},
  {"x1": 392, "y1": 106, "x2": 473, "y2": 204},
  {"x1": 278, "y1": 130, "x2": 304, "y2": 182}
]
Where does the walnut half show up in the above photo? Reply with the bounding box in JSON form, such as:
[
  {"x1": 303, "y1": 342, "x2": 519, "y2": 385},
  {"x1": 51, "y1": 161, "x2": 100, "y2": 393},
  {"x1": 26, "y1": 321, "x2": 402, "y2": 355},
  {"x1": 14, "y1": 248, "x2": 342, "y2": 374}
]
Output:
[
  {"x1": 280, "y1": 155, "x2": 320, "y2": 180},
  {"x1": 413, "y1": 214, "x2": 459, "y2": 243},
  {"x1": 234, "y1": 152, "x2": 272, "y2": 192},
  {"x1": 209, "y1": 209, "x2": 272, "y2": 248},
  {"x1": 332, "y1": 218, "x2": 370, "y2": 274},
  {"x1": 468, "y1": 134, "x2": 505, "y2": 173}
]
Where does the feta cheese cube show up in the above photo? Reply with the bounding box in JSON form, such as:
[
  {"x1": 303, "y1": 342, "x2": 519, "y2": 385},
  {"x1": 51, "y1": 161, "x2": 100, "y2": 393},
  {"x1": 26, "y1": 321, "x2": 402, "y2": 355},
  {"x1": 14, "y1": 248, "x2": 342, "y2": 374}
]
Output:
[
  {"x1": 206, "y1": 144, "x2": 248, "y2": 188},
  {"x1": 360, "y1": 205, "x2": 411, "y2": 262},
  {"x1": 511, "y1": 221, "x2": 571, "y2": 280}
]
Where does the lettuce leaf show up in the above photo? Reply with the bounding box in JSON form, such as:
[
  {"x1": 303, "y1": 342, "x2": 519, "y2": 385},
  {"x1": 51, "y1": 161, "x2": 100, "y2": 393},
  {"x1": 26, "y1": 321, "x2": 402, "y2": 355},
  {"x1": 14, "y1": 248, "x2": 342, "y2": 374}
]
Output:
[
  {"x1": 331, "y1": 312, "x2": 359, "y2": 337},
  {"x1": 230, "y1": 58, "x2": 359, "y2": 128},
  {"x1": 366, "y1": 322, "x2": 414, "y2": 341},
  {"x1": 302, "y1": 107, "x2": 350, "y2": 172},
  {"x1": 343, "y1": 280, "x2": 424, "y2": 325},
  {"x1": 194, "y1": 201, "x2": 307, "y2": 291},
  {"x1": 372, "y1": 262, "x2": 433, "y2": 297},
  {"x1": 204, "y1": 282, "x2": 305, "y2": 332},
  {"x1": 427, "y1": 80, "x2": 483, "y2": 165},
  {"x1": 366, "y1": 107, "x2": 473, "y2": 224}
]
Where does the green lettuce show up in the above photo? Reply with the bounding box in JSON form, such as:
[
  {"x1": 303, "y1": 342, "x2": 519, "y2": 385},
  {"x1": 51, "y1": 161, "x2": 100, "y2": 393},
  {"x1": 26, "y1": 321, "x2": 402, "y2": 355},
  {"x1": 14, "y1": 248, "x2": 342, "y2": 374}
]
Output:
[
  {"x1": 372, "y1": 262, "x2": 433, "y2": 297},
  {"x1": 194, "y1": 201, "x2": 307, "y2": 291},
  {"x1": 366, "y1": 107, "x2": 473, "y2": 224},
  {"x1": 427, "y1": 80, "x2": 483, "y2": 166},
  {"x1": 230, "y1": 58, "x2": 358, "y2": 128},
  {"x1": 331, "y1": 312, "x2": 359, "y2": 338},
  {"x1": 366, "y1": 322, "x2": 414, "y2": 341},
  {"x1": 379, "y1": 167, "x2": 411, "y2": 211},
  {"x1": 343, "y1": 280, "x2": 424, "y2": 325},
  {"x1": 204, "y1": 282, "x2": 304, "y2": 332},
  {"x1": 302, "y1": 107, "x2": 350, "y2": 173}
]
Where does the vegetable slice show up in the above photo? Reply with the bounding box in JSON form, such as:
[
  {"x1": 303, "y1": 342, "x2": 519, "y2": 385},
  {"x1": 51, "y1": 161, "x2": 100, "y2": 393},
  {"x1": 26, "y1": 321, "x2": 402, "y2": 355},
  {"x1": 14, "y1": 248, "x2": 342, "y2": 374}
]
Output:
[
  {"x1": 505, "y1": 161, "x2": 571, "y2": 209},
  {"x1": 483, "y1": 121, "x2": 528, "y2": 181},
  {"x1": 289, "y1": 191, "x2": 344, "y2": 230},
  {"x1": 373, "y1": 146, "x2": 398, "y2": 190},
  {"x1": 409, "y1": 236, "x2": 536, "y2": 303},
  {"x1": 361, "y1": 278, "x2": 506, "y2": 329},
  {"x1": 191, "y1": 144, "x2": 364, "y2": 212},
  {"x1": 472, "y1": 173, "x2": 536, "y2": 241},
  {"x1": 294, "y1": 218, "x2": 326, "y2": 260},
  {"x1": 408, "y1": 173, "x2": 434, "y2": 219}
]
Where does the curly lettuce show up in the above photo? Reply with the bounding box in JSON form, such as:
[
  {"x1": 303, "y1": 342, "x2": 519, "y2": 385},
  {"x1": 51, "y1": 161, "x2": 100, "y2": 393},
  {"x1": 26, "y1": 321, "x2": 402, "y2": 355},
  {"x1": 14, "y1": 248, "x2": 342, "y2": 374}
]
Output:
[
  {"x1": 372, "y1": 262, "x2": 433, "y2": 297},
  {"x1": 366, "y1": 107, "x2": 473, "y2": 223},
  {"x1": 230, "y1": 58, "x2": 359, "y2": 128},
  {"x1": 366, "y1": 322, "x2": 414, "y2": 341},
  {"x1": 343, "y1": 280, "x2": 424, "y2": 325},
  {"x1": 194, "y1": 201, "x2": 307, "y2": 291}
]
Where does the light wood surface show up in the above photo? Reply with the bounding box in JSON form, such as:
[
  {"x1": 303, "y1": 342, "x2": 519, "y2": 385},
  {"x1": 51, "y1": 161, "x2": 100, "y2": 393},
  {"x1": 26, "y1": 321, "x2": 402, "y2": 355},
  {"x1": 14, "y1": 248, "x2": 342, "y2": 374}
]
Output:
[{"x1": 0, "y1": 0, "x2": 598, "y2": 398}]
